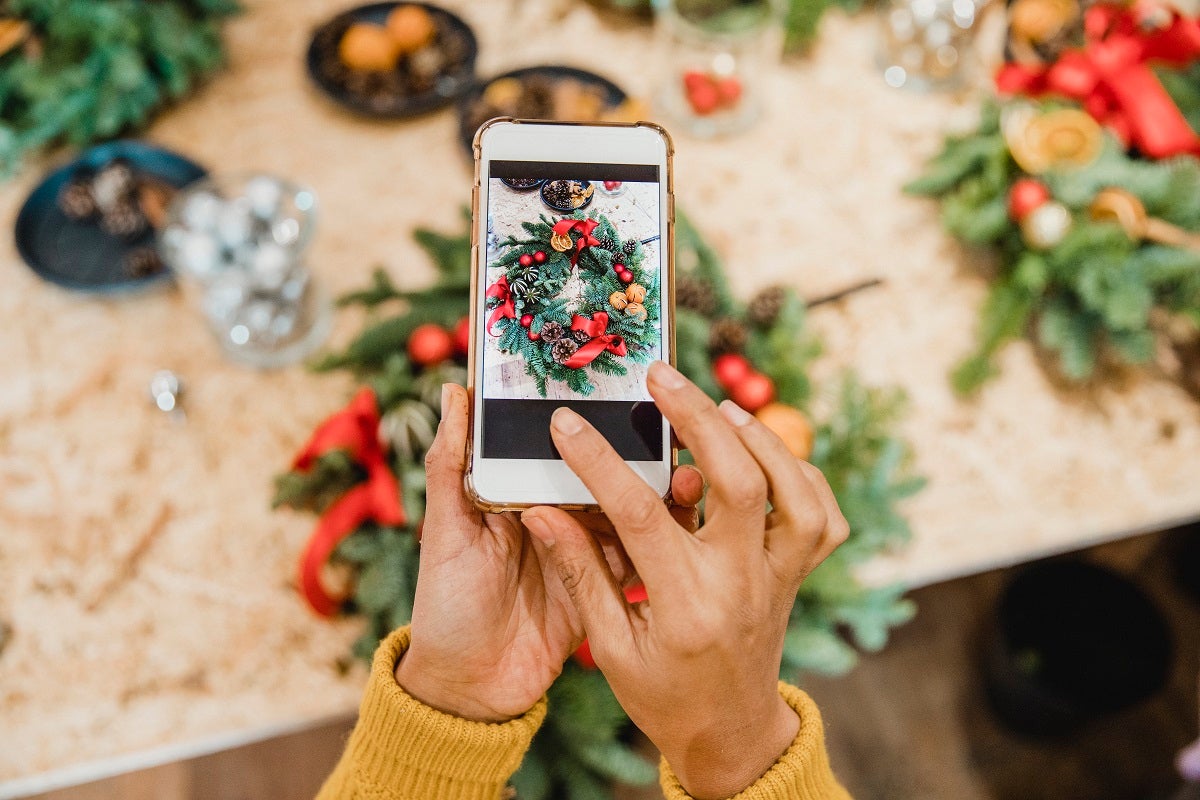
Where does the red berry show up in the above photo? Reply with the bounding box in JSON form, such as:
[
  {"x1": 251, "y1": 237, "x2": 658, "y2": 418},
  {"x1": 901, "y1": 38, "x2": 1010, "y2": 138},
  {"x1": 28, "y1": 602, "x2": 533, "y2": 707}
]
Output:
[
  {"x1": 453, "y1": 317, "x2": 471, "y2": 355},
  {"x1": 529, "y1": 330, "x2": 540, "y2": 341},
  {"x1": 519, "y1": 253, "x2": 533, "y2": 267},
  {"x1": 520, "y1": 313, "x2": 533, "y2": 327},
  {"x1": 619, "y1": 270, "x2": 634, "y2": 284},
  {"x1": 407, "y1": 323, "x2": 455, "y2": 367},
  {"x1": 712, "y1": 353, "x2": 752, "y2": 390},
  {"x1": 715, "y1": 77, "x2": 742, "y2": 106},
  {"x1": 533, "y1": 250, "x2": 546, "y2": 263},
  {"x1": 684, "y1": 75, "x2": 720, "y2": 116},
  {"x1": 1008, "y1": 178, "x2": 1051, "y2": 222},
  {"x1": 604, "y1": 180, "x2": 622, "y2": 191},
  {"x1": 612, "y1": 262, "x2": 625, "y2": 273},
  {"x1": 728, "y1": 372, "x2": 775, "y2": 413}
]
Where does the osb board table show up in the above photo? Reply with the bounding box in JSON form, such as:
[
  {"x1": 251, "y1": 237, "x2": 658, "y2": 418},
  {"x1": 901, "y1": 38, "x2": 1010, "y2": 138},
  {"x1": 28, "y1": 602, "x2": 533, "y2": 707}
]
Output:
[{"x1": 4, "y1": 0, "x2": 1200, "y2": 793}]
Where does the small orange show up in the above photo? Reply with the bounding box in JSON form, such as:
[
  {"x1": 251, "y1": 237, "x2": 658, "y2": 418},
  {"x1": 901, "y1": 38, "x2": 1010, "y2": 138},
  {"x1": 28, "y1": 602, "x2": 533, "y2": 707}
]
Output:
[
  {"x1": 386, "y1": 5, "x2": 436, "y2": 53},
  {"x1": 754, "y1": 402, "x2": 815, "y2": 460},
  {"x1": 338, "y1": 23, "x2": 399, "y2": 72}
]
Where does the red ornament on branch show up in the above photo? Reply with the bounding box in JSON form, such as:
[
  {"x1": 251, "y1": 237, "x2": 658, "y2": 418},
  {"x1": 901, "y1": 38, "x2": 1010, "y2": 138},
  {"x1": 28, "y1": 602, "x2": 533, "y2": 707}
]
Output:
[
  {"x1": 453, "y1": 317, "x2": 471, "y2": 355},
  {"x1": 520, "y1": 313, "x2": 533, "y2": 327},
  {"x1": 407, "y1": 323, "x2": 454, "y2": 366},
  {"x1": 713, "y1": 353, "x2": 753, "y2": 390},
  {"x1": 1008, "y1": 178, "x2": 1051, "y2": 221},
  {"x1": 533, "y1": 250, "x2": 547, "y2": 264},
  {"x1": 519, "y1": 253, "x2": 534, "y2": 268},
  {"x1": 728, "y1": 371, "x2": 776, "y2": 413}
]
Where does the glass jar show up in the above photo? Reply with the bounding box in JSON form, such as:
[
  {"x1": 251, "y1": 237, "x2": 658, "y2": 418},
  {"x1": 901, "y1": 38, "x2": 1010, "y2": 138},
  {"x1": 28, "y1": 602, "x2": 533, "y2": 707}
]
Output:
[
  {"x1": 878, "y1": 0, "x2": 987, "y2": 91},
  {"x1": 160, "y1": 174, "x2": 331, "y2": 368},
  {"x1": 654, "y1": 0, "x2": 785, "y2": 138}
]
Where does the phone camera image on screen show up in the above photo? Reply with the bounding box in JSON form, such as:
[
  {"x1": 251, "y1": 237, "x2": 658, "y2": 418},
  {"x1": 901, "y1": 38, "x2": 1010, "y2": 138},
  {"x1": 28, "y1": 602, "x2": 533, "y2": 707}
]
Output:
[{"x1": 481, "y1": 159, "x2": 664, "y2": 462}]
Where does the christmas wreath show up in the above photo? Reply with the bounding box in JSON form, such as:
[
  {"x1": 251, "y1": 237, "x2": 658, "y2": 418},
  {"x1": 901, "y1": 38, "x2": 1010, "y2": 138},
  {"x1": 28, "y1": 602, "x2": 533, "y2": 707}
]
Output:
[
  {"x1": 486, "y1": 211, "x2": 661, "y2": 397},
  {"x1": 909, "y1": 2, "x2": 1200, "y2": 395},
  {"x1": 0, "y1": 0, "x2": 238, "y2": 176},
  {"x1": 275, "y1": 211, "x2": 922, "y2": 799}
]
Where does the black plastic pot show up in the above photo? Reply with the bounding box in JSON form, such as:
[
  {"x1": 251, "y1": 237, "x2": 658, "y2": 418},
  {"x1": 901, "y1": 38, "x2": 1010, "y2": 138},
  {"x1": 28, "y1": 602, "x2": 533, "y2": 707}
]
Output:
[{"x1": 983, "y1": 559, "x2": 1173, "y2": 737}]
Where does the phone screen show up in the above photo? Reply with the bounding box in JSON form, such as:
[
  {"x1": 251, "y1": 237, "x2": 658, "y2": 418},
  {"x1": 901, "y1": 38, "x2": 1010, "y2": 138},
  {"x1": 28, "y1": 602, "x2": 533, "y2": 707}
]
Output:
[{"x1": 480, "y1": 159, "x2": 665, "y2": 462}]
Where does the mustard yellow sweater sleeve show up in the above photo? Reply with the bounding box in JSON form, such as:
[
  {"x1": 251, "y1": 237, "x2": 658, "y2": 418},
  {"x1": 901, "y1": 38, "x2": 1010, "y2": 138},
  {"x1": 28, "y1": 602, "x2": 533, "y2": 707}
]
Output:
[
  {"x1": 318, "y1": 626, "x2": 850, "y2": 800},
  {"x1": 316, "y1": 626, "x2": 547, "y2": 800}
]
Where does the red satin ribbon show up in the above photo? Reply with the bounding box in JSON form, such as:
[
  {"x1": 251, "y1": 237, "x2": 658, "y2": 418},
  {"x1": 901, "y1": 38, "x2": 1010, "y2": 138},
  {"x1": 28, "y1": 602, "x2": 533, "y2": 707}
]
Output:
[
  {"x1": 562, "y1": 312, "x2": 628, "y2": 369},
  {"x1": 995, "y1": 4, "x2": 1200, "y2": 159},
  {"x1": 551, "y1": 218, "x2": 601, "y2": 266},
  {"x1": 485, "y1": 275, "x2": 516, "y2": 336},
  {"x1": 293, "y1": 388, "x2": 405, "y2": 617}
]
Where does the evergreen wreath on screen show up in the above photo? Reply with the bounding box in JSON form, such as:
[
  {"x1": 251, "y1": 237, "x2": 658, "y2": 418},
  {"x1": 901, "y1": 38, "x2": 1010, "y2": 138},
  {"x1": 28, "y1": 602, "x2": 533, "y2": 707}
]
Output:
[{"x1": 485, "y1": 210, "x2": 660, "y2": 397}]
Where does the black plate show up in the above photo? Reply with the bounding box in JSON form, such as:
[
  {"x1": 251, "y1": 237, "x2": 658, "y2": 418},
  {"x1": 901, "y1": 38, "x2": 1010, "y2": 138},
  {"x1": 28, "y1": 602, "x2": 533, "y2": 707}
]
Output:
[
  {"x1": 500, "y1": 177, "x2": 545, "y2": 191},
  {"x1": 306, "y1": 2, "x2": 478, "y2": 119},
  {"x1": 456, "y1": 65, "x2": 628, "y2": 155},
  {"x1": 15, "y1": 140, "x2": 207, "y2": 294},
  {"x1": 540, "y1": 179, "x2": 594, "y2": 213}
]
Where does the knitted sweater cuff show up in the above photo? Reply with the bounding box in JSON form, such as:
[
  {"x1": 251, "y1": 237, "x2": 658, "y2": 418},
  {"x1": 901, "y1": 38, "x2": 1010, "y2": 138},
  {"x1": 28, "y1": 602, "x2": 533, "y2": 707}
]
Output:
[
  {"x1": 342, "y1": 626, "x2": 547, "y2": 800},
  {"x1": 658, "y1": 682, "x2": 851, "y2": 800}
]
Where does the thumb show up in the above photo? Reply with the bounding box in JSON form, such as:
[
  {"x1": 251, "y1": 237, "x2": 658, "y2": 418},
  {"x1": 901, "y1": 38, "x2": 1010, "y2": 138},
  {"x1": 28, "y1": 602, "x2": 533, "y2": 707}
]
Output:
[
  {"x1": 422, "y1": 384, "x2": 476, "y2": 535},
  {"x1": 1180, "y1": 738, "x2": 1200, "y2": 782},
  {"x1": 523, "y1": 506, "x2": 632, "y2": 663}
]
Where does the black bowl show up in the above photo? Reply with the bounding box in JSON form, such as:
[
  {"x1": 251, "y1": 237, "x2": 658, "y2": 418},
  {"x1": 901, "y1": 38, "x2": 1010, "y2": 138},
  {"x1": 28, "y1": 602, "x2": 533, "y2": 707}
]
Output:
[
  {"x1": 306, "y1": 2, "x2": 478, "y2": 119},
  {"x1": 540, "y1": 179, "x2": 594, "y2": 214},
  {"x1": 456, "y1": 65, "x2": 628, "y2": 155},
  {"x1": 500, "y1": 177, "x2": 545, "y2": 191},
  {"x1": 15, "y1": 140, "x2": 207, "y2": 294}
]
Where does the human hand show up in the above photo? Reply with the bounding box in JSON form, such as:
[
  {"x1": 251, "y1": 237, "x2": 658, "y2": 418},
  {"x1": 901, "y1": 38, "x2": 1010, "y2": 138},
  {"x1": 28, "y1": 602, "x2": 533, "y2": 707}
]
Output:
[
  {"x1": 522, "y1": 362, "x2": 849, "y2": 799},
  {"x1": 1180, "y1": 671, "x2": 1200, "y2": 783},
  {"x1": 395, "y1": 383, "x2": 703, "y2": 722}
]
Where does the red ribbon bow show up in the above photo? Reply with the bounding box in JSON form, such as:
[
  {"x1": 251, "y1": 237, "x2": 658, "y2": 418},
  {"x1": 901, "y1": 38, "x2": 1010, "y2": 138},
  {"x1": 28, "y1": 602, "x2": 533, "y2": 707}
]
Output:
[
  {"x1": 995, "y1": 3, "x2": 1200, "y2": 159},
  {"x1": 485, "y1": 275, "x2": 516, "y2": 336},
  {"x1": 293, "y1": 388, "x2": 405, "y2": 617},
  {"x1": 562, "y1": 312, "x2": 628, "y2": 368},
  {"x1": 551, "y1": 218, "x2": 601, "y2": 266}
]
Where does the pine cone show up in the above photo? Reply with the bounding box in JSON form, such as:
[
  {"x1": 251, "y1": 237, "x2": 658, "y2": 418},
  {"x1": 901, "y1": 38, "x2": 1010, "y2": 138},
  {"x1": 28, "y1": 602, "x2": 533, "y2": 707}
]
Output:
[
  {"x1": 622, "y1": 239, "x2": 638, "y2": 255},
  {"x1": 540, "y1": 321, "x2": 565, "y2": 342},
  {"x1": 91, "y1": 159, "x2": 136, "y2": 211},
  {"x1": 747, "y1": 285, "x2": 788, "y2": 328},
  {"x1": 708, "y1": 317, "x2": 748, "y2": 355},
  {"x1": 100, "y1": 200, "x2": 148, "y2": 238},
  {"x1": 58, "y1": 179, "x2": 97, "y2": 221},
  {"x1": 571, "y1": 328, "x2": 591, "y2": 344},
  {"x1": 676, "y1": 277, "x2": 718, "y2": 316},
  {"x1": 123, "y1": 246, "x2": 165, "y2": 278},
  {"x1": 552, "y1": 338, "x2": 579, "y2": 363},
  {"x1": 598, "y1": 235, "x2": 616, "y2": 251}
]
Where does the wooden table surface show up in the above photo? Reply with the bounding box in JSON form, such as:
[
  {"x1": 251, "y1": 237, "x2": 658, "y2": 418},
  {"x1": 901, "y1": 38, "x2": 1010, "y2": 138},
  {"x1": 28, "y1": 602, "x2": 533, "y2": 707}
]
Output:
[{"x1": 4, "y1": 0, "x2": 1200, "y2": 790}]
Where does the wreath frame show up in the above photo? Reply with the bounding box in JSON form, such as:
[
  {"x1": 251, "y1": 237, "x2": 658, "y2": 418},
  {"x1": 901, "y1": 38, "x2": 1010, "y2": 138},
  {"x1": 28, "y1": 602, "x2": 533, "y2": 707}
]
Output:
[{"x1": 486, "y1": 210, "x2": 662, "y2": 397}]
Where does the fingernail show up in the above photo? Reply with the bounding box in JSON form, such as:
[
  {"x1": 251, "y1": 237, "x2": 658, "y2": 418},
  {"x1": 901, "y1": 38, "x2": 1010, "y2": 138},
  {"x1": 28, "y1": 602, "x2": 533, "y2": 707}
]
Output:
[
  {"x1": 440, "y1": 384, "x2": 451, "y2": 418},
  {"x1": 522, "y1": 512, "x2": 555, "y2": 546},
  {"x1": 1180, "y1": 740, "x2": 1200, "y2": 781},
  {"x1": 719, "y1": 399, "x2": 753, "y2": 427},
  {"x1": 552, "y1": 407, "x2": 583, "y2": 434},
  {"x1": 650, "y1": 361, "x2": 686, "y2": 389}
]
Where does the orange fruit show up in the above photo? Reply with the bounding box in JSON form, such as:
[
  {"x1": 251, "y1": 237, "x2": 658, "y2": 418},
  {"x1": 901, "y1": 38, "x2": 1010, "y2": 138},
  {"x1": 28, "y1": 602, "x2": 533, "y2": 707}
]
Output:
[
  {"x1": 386, "y1": 5, "x2": 436, "y2": 53},
  {"x1": 338, "y1": 23, "x2": 399, "y2": 72}
]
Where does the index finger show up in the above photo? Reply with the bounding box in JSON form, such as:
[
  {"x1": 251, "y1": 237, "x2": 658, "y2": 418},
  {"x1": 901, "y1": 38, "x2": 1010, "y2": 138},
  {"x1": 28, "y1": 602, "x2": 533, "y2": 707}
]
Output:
[{"x1": 549, "y1": 407, "x2": 688, "y2": 591}]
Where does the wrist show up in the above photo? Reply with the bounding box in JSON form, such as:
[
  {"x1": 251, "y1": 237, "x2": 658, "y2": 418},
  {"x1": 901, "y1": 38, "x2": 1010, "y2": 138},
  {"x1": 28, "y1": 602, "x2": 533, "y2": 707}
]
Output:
[
  {"x1": 394, "y1": 648, "x2": 514, "y2": 724},
  {"x1": 661, "y1": 693, "x2": 800, "y2": 800}
]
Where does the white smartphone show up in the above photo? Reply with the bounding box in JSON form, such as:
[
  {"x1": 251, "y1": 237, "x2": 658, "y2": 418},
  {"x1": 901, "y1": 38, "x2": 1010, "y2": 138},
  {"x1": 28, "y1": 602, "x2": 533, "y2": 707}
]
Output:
[{"x1": 466, "y1": 119, "x2": 676, "y2": 511}]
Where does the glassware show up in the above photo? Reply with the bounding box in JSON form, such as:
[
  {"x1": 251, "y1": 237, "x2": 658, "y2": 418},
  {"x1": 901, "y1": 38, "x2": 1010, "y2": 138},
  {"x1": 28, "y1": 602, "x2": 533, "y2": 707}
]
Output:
[
  {"x1": 878, "y1": 0, "x2": 987, "y2": 91},
  {"x1": 160, "y1": 174, "x2": 331, "y2": 368},
  {"x1": 654, "y1": 0, "x2": 785, "y2": 138}
]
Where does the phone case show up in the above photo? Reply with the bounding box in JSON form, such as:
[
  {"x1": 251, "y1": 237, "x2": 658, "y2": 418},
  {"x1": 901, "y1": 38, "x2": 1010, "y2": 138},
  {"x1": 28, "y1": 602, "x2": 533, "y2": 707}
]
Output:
[{"x1": 464, "y1": 117, "x2": 678, "y2": 513}]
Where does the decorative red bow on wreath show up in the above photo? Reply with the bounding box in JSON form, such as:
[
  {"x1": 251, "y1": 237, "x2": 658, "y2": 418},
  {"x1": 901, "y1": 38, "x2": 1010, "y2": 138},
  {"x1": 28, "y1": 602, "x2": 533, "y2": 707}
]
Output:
[
  {"x1": 996, "y1": 3, "x2": 1200, "y2": 159},
  {"x1": 552, "y1": 218, "x2": 601, "y2": 266},
  {"x1": 292, "y1": 388, "x2": 405, "y2": 616},
  {"x1": 485, "y1": 275, "x2": 516, "y2": 336},
  {"x1": 562, "y1": 312, "x2": 628, "y2": 368}
]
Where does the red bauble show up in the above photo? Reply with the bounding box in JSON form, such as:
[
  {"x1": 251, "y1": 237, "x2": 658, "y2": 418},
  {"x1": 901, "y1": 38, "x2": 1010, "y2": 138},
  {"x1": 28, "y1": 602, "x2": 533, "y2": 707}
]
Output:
[
  {"x1": 519, "y1": 253, "x2": 534, "y2": 267},
  {"x1": 529, "y1": 330, "x2": 540, "y2": 341},
  {"x1": 520, "y1": 313, "x2": 533, "y2": 327},
  {"x1": 619, "y1": 270, "x2": 634, "y2": 284},
  {"x1": 612, "y1": 262, "x2": 625, "y2": 273},
  {"x1": 574, "y1": 584, "x2": 648, "y2": 669},
  {"x1": 407, "y1": 323, "x2": 455, "y2": 366},
  {"x1": 712, "y1": 353, "x2": 753, "y2": 390},
  {"x1": 683, "y1": 72, "x2": 720, "y2": 116},
  {"x1": 1008, "y1": 178, "x2": 1051, "y2": 221},
  {"x1": 452, "y1": 317, "x2": 471, "y2": 355},
  {"x1": 715, "y1": 77, "x2": 742, "y2": 106},
  {"x1": 604, "y1": 180, "x2": 622, "y2": 191},
  {"x1": 728, "y1": 371, "x2": 775, "y2": 413},
  {"x1": 533, "y1": 250, "x2": 547, "y2": 264}
]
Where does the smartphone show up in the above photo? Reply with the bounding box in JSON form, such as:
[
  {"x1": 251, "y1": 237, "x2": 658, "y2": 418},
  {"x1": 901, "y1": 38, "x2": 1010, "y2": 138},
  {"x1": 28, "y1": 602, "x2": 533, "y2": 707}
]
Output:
[{"x1": 466, "y1": 119, "x2": 675, "y2": 510}]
